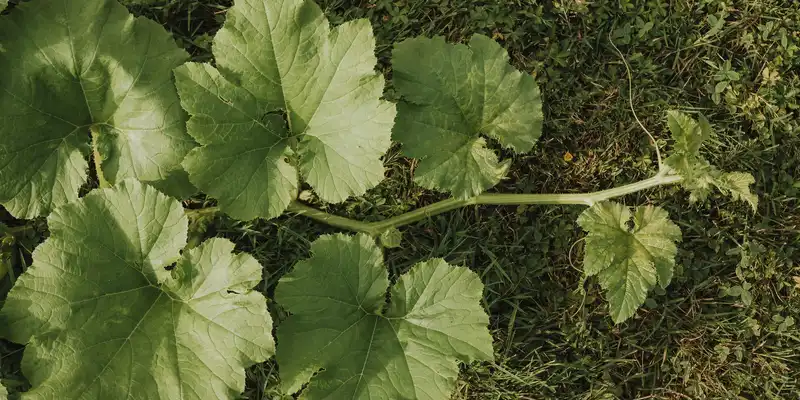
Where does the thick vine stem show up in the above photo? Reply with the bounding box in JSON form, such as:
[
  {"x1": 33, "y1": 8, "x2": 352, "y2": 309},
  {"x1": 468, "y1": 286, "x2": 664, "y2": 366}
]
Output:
[{"x1": 286, "y1": 173, "x2": 683, "y2": 236}]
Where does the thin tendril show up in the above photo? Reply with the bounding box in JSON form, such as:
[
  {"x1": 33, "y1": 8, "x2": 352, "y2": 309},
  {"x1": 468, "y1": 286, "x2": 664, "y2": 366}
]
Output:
[{"x1": 608, "y1": 30, "x2": 664, "y2": 171}]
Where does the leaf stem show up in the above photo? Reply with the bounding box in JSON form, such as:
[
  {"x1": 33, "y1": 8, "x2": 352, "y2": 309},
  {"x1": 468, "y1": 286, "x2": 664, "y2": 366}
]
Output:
[
  {"x1": 90, "y1": 125, "x2": 111, "y2": 188},
  {"x1": 287, "y1": 173, "x2": 683, "y2": 236}
]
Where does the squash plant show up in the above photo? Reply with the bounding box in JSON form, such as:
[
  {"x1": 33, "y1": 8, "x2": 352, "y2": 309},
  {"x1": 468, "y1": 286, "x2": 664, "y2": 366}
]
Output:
[{"x1": 0, "y1": 0, "x2": 756, "y2": 398}]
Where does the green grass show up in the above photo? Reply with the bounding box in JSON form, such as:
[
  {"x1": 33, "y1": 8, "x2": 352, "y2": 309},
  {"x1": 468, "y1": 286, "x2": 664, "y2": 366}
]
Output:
[{"x1": 2, "y1": 0, "x2": 800, "y2": 399}]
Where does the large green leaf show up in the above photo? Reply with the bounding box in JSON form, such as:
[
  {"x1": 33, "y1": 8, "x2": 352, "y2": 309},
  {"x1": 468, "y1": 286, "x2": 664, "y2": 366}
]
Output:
[
  {"x1": 276, "y1": 233, "x2": 493, "y2": 399},
  {"x1": 665, "y1": 111, "x2": 758, "y2": 211},
  {"x1": 0, "y1": 180, "x2": 274, "y2": 399},
  {"x1": 392, "y1": 35, "x2": 543, "y2": 199},
  {"x1": 577, "y1": 202, "x2": 682, "y2": 323},
  {"x1": 0, "y1": 0, "x2": 196, "y2": 219},
  {"x1": 175, "y1": 0, "x2": 395, "y2": 220}
]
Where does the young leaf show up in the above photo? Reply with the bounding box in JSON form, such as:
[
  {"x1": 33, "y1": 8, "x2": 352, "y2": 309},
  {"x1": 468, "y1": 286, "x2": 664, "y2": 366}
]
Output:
[
  {"x1": 174, "y1": 0, "x2": 395, "y2": 220},
  {"x1": 392, "y1": 35, "x2": 543, "y2": 199},
  {"x1": 0, "y1": 0, "x2": 196, "y2": 220},
  {"x1": 577, "y1": 202, "x2": 682, "y2": 323},
  {"x1": 665, "y1": 111, "x2": 758, "y2": 211},
  {"x1": 0, "y1": 180, "x2": 274, "y2": 399},
  {"x1": 276, "y1": 233, "x2": 493, "y2": 399}
]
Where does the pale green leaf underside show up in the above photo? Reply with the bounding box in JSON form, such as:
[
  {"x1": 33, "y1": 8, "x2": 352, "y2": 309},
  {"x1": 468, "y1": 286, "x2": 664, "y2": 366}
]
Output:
[
  {"x1": 577, "y1": 202, "x2": 681, "y2": 323},
  {"x1": 0, "y1": 180, "x2": 274, "y2": 399},
  {"x1": 392, "y1": 35, "x2": 543, "y2": 199},
  {"x1": 0, "y1": 381, "x2": 7, "y2": 400},
  {"x1": 175, "y1": 0, "x2": 395, "y2": 220},
  {"x1": 276, "y1": 233, "x2": 493, "y2": 400},
  {"x1": 0, "y1": 0, "x2": 196, "y2": 219},
  {"x1": 665, "y1": 111, "x2": 758, "y2": 211},
  {"x1": 0, "y1": 0, "x2": 6, "y2": 12}
]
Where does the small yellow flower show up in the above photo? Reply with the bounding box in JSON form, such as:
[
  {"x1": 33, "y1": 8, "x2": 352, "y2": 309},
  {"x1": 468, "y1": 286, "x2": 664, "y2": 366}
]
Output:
[{"x1": 563, "y1": 151, "x2": 574, "y2": 162}]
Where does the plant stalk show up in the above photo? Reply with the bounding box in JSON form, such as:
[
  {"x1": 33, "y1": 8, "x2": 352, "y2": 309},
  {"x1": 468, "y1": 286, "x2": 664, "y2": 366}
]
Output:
[
  {"x1": 90, "y1": 126, "x2": 111, "y2": 189},
  {"x1": 288, "y1": 173, "x2": 683, "y2": 236}
]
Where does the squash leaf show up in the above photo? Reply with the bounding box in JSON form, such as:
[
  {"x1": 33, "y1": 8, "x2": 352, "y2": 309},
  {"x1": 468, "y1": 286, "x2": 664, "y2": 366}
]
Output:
[
  {"x1": 276, "y1": 233, "x2": 493, "y2": 399},
  {"x1": 0, "y1": 0, "x2": 196, "y2": 219},
  {"x1": 577, "y1": 202, "x2": 682, "y2": 323},
  {"x1": 0, "y1": 180, "x2": 274, "y2": 399},
  {"x1": 392, "y1": 35, "x2": 543, "y2": 199},
  {"x1": 174, "y1": 0, "x2": 395, "y2": 220}
]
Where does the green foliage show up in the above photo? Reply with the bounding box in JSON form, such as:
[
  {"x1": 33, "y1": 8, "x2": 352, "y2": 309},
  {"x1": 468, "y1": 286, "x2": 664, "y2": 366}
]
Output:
[
  {"x1": 174, "y1": 0, "x2": 395, "y2": 220},
  {"x1": 0, "y1": 0, "x2": 195, "y2": 219},
  {"x1": 379, "y1": 227, "x2": 403, "y2": 248},
  {"x1": 0, "y1": 180, "x2": 274, "y2": 399},
  {"x1": 665, "y1": 111, "x2": 758, "y2": 211},
  {"x1": 577, "y1": 202, "x2": 681, "y2": 323},
  {"x1": 392, "y1": 35, "x2": 543, "y2": 199},
  {"x1": 0, "y1": 382, "x2": 6, "y2": 400},
  {"x1": 2, "y1": 0, "x2": 797, "y2": 398},
  {"x1": 275, "y1": 233, "x2": 493, "y2": 399}
]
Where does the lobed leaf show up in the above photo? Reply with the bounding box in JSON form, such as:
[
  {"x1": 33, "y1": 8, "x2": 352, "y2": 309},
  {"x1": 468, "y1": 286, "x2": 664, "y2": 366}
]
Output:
[
  {"x1": 175, "y1": 0, "x2": 395, "y2": 220},
  {"x1": 0, "y1": 0, "x2": 196, "y2": 219},
  {"x1": 577, "y1": 202, "x2": 682, "y2": 323},
  {"x1": 0, "y1": 180, "x2": 274, "y2": 399},
  {"x1": 392, "y1": 35, "x2": 543, "y2": 199},
  {"x1": 275, "y1": 233, "x2": 494, "y2": 400},
  {"x1": 665, "y1": 111, "x2": 758, "y2": 211}
]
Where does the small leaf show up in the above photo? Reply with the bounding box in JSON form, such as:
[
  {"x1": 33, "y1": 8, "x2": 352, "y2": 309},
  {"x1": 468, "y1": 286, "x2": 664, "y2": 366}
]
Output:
[
  {"x1": 779, "y1": 316, "x2": 795, "y2": 332},
  {"x1": 664, "y1": 111, "x2": 758, "y2": 211},
  {"x1": 577, "y1": 202, "x2": 682, "y2": 323},
  {"x1": 0, "y1": 180, "x2": 274, "y2": 399},
  {"x1": 392, "y1": 35, "x2": 543, "y2": 199},
  {"x1": 726, "y1": 285, "x2": 743, "y2": 297},
  {"x1": 276, "y1": 233, "x2": 493, "y2": 399},
  {"x1": 714, "y1": 80, "x2": 729, "y2": 93},
  {"x1": 379, "y1": 228, "x2": 403, "y2": 248},
  {"x1": 740, "y1": 289, "x2": 753, "y2": 306}
]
